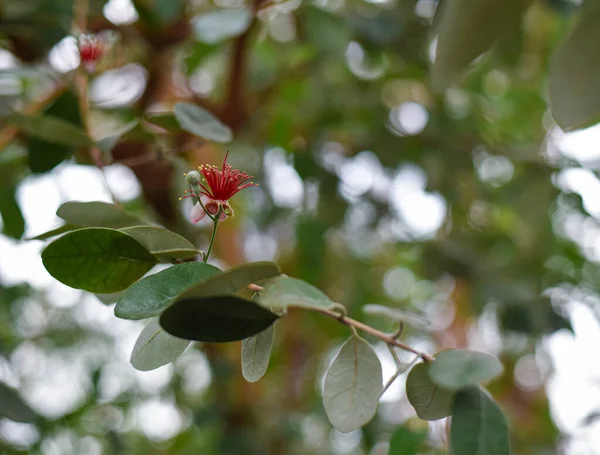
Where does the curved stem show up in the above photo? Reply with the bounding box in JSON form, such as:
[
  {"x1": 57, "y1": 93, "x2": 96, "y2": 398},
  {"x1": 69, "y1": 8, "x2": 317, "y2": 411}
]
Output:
[{"x1": 203, "y1": 211, "x2": 220, "y2": 263}]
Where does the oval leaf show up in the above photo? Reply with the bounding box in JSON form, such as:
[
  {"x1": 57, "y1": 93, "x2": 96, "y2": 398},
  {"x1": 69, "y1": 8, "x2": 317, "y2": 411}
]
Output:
[
  {"x1": 432, "y1": 0, "x2": 529, "y2": 89},
  {"x1": 28, "y1": 224, "x2": 78, "y2": 240},
  {"x1": 362, "y1": 304, "x2": 429, "y2": 329},
  {"x1": 241, "y1": 324, "x2": 275, "y2": 383},
  {"x1": 406, "y1": 362, "x2": 454, "y2": 421},
  {"x1": 177, "y1": 261, "x2": 281, "y2": 301},
  {"x1": 323, "y1": 335, "x2": 383, "y2": 433},
  {"x1": 549, "y1": 2, "x2": 600, "y2": 130},
  {"x1": 0, "y1": 382, "x2": 36, "y2": 423},
  {"x1": 41, "y1": 228, "x2": 157, "y2": 293},
  {"x1": 130, "y1": 318, "x2": 191, "y2": 371},
  {"x1": 115, "y1": 262, "x2": 222, "y2": 320},
  {"x1": 160, "y1": 295, "x2": 278, "y2": 342},
  {"x1": 6, "y1": 113, "x2": 94, "y2": 147},
  {"x1": 144, "y1": 112, "x2": 181, "y2": 131},
  {"x1": 450, "y1": 387, "x2": 510, "y2": 455},
  {"x1": 57, "y1": 201, "x2": 146, "y2": 229},
  {"x1": 259, "y1": 276, "x2": 336, "y2": 311},
  {"x1": 174, "y1": 102, "x2": 233, "y2": 143},
  {"x1": 120, "y1": 226, "x2": 200, "y2": 262},
  {"x1": 429, "y1": 349, "x2": 503, "y2": 390}
]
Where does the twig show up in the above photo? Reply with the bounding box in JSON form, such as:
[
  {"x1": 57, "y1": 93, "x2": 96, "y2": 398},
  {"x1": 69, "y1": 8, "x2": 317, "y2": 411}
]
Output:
[{"x1": 246, "y1": 284, "x2": 434, "y2": 363}]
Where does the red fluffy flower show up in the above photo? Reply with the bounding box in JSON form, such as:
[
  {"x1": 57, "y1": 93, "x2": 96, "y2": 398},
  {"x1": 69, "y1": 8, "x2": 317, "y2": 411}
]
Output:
[
  {"x1": 185, "y1": 152, "x2": 257, "y2": 223},
  {"x1": 78, "y1": 35, "x2": 103, "y2": 71}
]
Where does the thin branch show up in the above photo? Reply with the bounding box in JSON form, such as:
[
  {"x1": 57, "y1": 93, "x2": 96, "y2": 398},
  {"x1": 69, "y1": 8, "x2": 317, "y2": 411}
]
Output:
[{"x1": 246, "y1": 284, "x2": 434, "y2": 363}]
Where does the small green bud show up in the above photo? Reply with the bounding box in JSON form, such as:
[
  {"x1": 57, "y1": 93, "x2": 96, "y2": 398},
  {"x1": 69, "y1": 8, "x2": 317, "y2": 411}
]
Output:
[{"x1": 185, "y1": 171, "x2": 201, "y2": 185}]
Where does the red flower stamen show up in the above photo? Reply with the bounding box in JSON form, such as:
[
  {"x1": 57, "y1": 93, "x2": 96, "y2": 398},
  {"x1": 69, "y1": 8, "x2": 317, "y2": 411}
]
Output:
[
  {"x1": 197, "y1": 152, "x2": 257, "y2": 202},
  {"x1": 79, "y1": 35, "x2": 103, "y2": 65}
]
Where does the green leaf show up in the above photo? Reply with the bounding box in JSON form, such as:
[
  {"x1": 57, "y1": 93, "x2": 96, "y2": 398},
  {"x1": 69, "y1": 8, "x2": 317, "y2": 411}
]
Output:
[
  {"x1": 160, "y1": 295, "x2": 279, "y2": 342},
  {"x1": 388, "y1": 426, "x2": 427, "y2": 455},
  {"x1": 28, "y1": 90, "x2": 82, "y2": 173},
  {"x1": 130, "y1": 318, "x2": 191, "y2": 371},
  {"x1": 7, "y1": 112, "x2": 94, "y2": 147},
  {"x1": 41, "y1": 228, "x2": 157, "y2": 293},
  {"x1": 362, "y1": 304, "x2": 429, "y2": 329},
  {"x1": 259, "y1": 276, "x2": 336, "y2": 311},
  {"x1": 28, "y1": 224, "x2": 78, "y2": 240},
  {"x1": 174, "y1": 102, "x2": 233, "y2": 143},
  {"x1": 406, "y1": 362, "x2": 454, "y2": 421},
  {"x1": 176, "y1": 261, "x2": 281, "y2": 300},
  {"x1": 115, "y1": 262, "x2": 222, "y2": 320},
  {"x1": 549, "y1": 2, "x2": 600, "y2": 130},
  {"x1": 431, "y1": 0, "x2": 530, "y2": 89},
  {"x1": 0, "y1": 185, "x2": 25, "y2": 239},
  {"x1": 241, "y1": 324, "x2": 274, "y2": 383},
  {"x1": 57, "y1": 201, "x2": 146, "y2": 228},
  {"x1": 429, "y1": 349, "x2": 503, "y2": 390},
  {"x1": 0, "y1": 382, "x2": 36, "y2": 423},
  {"x1": 120, "y1": 226, "x2": 200, "y2": 262},
  {"x1": 323, "y1": 335, "x2": 383, "y2": 433},
  {"x1": 96, "y1": 120, "x2": 140, "y2": 155},
  {"x1": 144, "y1": 112, "x2": 181, "y2": 131},
  {"x1": 450, "y1": 387, "x2": 510, "y2": 455},
  {"x1": 95, "y1": 291, "x2": 124, "y2": 305},
  {"x1": 193, "y1": 9, "x2": 252, "y2": 44}
]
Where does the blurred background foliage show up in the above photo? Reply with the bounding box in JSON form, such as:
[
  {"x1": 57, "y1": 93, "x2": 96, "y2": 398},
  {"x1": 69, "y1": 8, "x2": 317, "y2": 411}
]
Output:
[{"x1": 1, "y1": 0, "x2": 600, "y2": 453}]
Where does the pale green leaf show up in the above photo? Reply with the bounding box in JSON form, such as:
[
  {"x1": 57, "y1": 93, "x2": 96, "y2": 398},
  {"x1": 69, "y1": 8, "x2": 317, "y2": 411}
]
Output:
[
  {"x1": 323, "y1": 335, "x2": 383, "y2": 433},
  {"x1": 362, "y1": 304, "x2": 429, "y2": 329},
  {"x1": 174, "y1": 102, "x2": 232, "y2": 143},
  {"x1": 406, "y1": 362, "x2": 454, "y2": 421},
  {"x1": 429, "y1": 349, "x2": 503, "y2": 390},
  {"x1": 193, "y1": 9, "x2": 252, "y2": 44},
  {"x1": 259, "y1": 275, "x2": 336, "y2": 311},
  {"x1": 241, "y1": 324, "x2": 275, "y2": 383},
  {"x1": 432, "y1": 0, "x2": 529, "y2": 89},
  {"x1": 130, "y1": 318, "x2": 191, "y2": 371},
  {"x1": 120, "y1": 226, "x2": 200, "y2": 262}
]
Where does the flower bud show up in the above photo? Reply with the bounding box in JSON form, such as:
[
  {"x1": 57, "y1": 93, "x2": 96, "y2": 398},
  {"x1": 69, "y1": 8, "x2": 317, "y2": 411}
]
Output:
[{"x1": 185, "y1": 171, "x2": 201, "y2": 185}]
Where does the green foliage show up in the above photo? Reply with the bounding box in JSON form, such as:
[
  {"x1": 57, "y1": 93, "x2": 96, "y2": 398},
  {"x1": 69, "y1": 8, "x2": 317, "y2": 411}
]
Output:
[
  {"x1": 56, "y1": 201, "x2": 146, "y2": 228},
  {"x1": 429, "y1": 349, "x2": 504, "y2": 390},
  {"x1": 174, "y1": 102, "x2": 233, "y2": 143},
  {"x1": 115, "y1": 262, "x2": 222, "y2": 319},
  {"x1": 241, "y1": 324, "x2": 275, "y2": 383},
  {"x1": 130, "y1": 318, "x2": 191, "y2": 371},
  {"x1": 322, "y1": 335, "x2": 383, "y2": 433},
  {"x1": 406, "y1": 362, "x2": 455, "y2": 421},
  {"x1": 0, "y1": 382, "x2": 36, "y2": 423},
  {"x1": 0, "y1": 185, "x2": 25, "y2": 239},
  {"x1": 450, "y1": 387, "x2": 511, "y2": 455},
  {"x1": 259, "y1": 275, "x2": 337, "y2": 311},
  {"x1": 6, "y1": 112, "x2": 93, "y2": 147},
  {"x1": 41, "y1": 227, "x2": 157, "y2": 292},
  {"x1": 120, "y1": 226, "x2": 200, "y2": 262},
  {"x1": 159, "y1": 295, "x2": 279, "y2": 342},
  {"x1": 28, "y1": 90, "x2": 82, "y2": 172},
  {"x1": 549, "y1": 1, "x2": 600, "y2": 130},
  {"x1": 362, "y1": 304, "x2": 429, "y2": 329}
]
